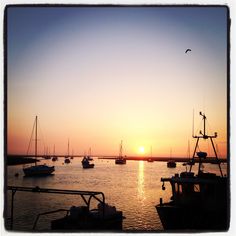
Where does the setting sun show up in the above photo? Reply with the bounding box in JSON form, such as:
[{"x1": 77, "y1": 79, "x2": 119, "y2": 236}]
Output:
[{"x1": 138, "y1": 146, "x2": 145, "y2": 154}]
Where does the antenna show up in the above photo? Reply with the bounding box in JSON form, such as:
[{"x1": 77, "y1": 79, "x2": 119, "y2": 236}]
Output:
[{"x1": 192, "y1": 109, "x2": 195, "y2": 137}]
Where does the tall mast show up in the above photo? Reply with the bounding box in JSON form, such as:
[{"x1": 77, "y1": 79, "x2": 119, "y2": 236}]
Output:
[
  {"x1": 119, "y1": 140, "x2": 123, "y2": 158},
  {"x1": 190, "y1": 111, "x2": 222, "y2": 176},
  {"x1": 35, "y1": 116, "x2": 38, "y2": 164},
  {"x1": 67, "y1": 139, "x2": 70, "y2": 157}
]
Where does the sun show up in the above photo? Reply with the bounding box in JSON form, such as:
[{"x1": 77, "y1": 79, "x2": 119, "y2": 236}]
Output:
[{"x1": 138, "y1": 146, "x2": 145, "y2": 154}]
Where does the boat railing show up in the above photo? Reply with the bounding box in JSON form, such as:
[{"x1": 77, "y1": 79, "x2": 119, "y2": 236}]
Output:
[{"x1": 7, "y1": 186, "x2": 105, "y2": 230}]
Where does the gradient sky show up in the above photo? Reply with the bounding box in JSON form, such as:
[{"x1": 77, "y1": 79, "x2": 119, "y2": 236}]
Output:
[{"x1": 7, "y1": 6, "x2": 228, "y2": 157}]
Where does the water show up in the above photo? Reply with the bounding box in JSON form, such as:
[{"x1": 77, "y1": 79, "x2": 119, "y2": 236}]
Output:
[{"x1": 6, "y1": 158, "x2": 227, "y2": 231}]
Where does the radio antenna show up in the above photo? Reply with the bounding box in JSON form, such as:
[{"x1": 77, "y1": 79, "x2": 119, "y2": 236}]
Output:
[{"x1": 192, "y1": 109, "x2": 195, "y2": 137}]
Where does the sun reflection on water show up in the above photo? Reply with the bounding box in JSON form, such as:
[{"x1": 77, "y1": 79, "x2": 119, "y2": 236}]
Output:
[{"x1": 137, "y1": 161, "x2": 146, "y2": 200}]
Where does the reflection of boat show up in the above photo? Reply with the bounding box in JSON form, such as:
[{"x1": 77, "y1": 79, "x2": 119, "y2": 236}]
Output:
[
  {"x1": 82, "y1": 156, "x2": 94, "y2": 169},
  {"x1": 167, "y1": 160, "x2": 176, "y2": 168},
  {"x1": 115, "y1": 141, "x2": 126, "y2": 165},
  {"x1": 23, "y1": 116, "x2": 55, "y2": 176},
  {"x1": 156, "y1": 112, "x2": 228, "y2": 230}
]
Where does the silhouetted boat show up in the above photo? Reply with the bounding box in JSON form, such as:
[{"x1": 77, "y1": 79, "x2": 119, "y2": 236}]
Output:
[
  {"x1": 167, "y1": 148, "x2": 176, "y2": 168},
  {"x1": 156, "y1": 112, "x2": 228, "y2": 230},
  {"x1": 52, "y1": 145, "x2": 58, "y2": 161},
  {"x1": 64, "y1": 158, "x2": 70, "y2": 164},
  {"x1": 167, "y1": 160, "x2": 176, "y2": 168},
  {"x1": 51, "y1": 203, "x2": 123, "y2": 230},
  {"x1": 115, "y1": 140, "x2": 126, "y2": 165},
  {"x1": 23, "y1": 116, "x2": 55, "y2": 176},
  {"x1": 147, "y1": 146, "x2": 154, "y2": 162},
  {"x1": 52, "y1": 156, "x2": 58, "y2": 161},
  {"x1": 64, "y1": 140, "x2": 71, "y2": 163},
  {"x1": 82, "y1": 156, "x2": 94, "y2": 169}
]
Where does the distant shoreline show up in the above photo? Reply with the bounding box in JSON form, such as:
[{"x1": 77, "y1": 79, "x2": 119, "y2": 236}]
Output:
[
  {"x1": 7, "y1": 156, "x2": 38, "y2": 166},
  {"x1": 6, "y1": 154, "x2": 227, "y2": 166}
]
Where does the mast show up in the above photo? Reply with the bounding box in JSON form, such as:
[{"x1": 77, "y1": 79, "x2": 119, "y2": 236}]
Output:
[
  {"x1": 190, "y1": 112, "x2": 223, "y2": 176},
  {"x1": 67, "y1": 139, "x2": 70, "y2": 157},
  {"x1": 119, "y1": 140, "x2": 123, "y2": 158},
  {"x1": 35, "y1": 116, "x2": 38, "y2": 165}
]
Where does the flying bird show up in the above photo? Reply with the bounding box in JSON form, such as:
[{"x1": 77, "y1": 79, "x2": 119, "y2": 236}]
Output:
[{"x1": 185, "y1": 48, "x2": 192, "y2": 53}]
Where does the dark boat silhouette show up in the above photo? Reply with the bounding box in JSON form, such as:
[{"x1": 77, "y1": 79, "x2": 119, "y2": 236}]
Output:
[
  {"x1": 82, "y1": 156, "x2": 95, "y2": 169},
  {"x1": 115, "y1": 140, "x2": 126, "y2": 164}
]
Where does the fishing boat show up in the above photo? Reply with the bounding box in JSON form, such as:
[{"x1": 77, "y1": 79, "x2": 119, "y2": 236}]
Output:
[
  {"x1": 82, "y1": 156, "x2": 94, "y2": 169},
  {"x1": 23, "y1": 116, "x2": 55, "y2": 176},
  {"x1": 156, "y1": 112, "x2": 228, "y2": 230},
  {"x1": 115, "y1": 140, "x2": 126, "y2": 165}
]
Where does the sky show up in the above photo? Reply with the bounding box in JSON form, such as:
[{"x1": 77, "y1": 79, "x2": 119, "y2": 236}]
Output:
[{"x1": 7, "y1": 6, "x2": 228, "y2": 157}]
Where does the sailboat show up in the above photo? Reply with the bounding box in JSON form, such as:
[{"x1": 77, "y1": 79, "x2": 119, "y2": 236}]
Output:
[
  {"x1": 23, "y1": 116, "x2": 55, "y2": 176},
  {"x1": 167, "y1": 148, "x2": 176, "y2": 168},
  {"x1": 52, "y1": 145, "x2": 58, "y2": 161},
  {"x1": 147, "y1": 146, "x2": 154, "y2": 162},
  {"x1": 64, "y1": 139, "x2": 71, "y2": 164},
  {"x1": 115, "y1": 140, "x2": 126, "y2": 164}
]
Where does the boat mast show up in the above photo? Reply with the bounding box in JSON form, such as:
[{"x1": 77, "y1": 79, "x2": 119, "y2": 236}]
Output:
[
  {"x1": 35, "y1": 116, "x2": 38, "y2": 165},
  {"x1": 190, "y1": 112, "x2": 223, "y2": 176},
  {"x1": 119, "y1": 140, "x2": 123, "y2": 158},
  {"x1": 67, "y1": 139, "x2": 70, "y2": 157}
]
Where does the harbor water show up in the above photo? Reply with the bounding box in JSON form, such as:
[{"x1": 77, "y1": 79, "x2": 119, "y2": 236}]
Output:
[{"x1": 6, "y1": 158, "x2": 227, "y2": 231}]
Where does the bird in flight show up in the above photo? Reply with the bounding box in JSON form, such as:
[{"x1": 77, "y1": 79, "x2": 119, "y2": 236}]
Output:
[{"x1": 185, "y1": 48, "x2": 192, "y2": 53}]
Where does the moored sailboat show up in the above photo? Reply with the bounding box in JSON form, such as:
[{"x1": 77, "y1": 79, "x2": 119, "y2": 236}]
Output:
[
  {"x1": 115, "y1": 140, "x2": 126, "y2": 165},
  {"x1": 23, "y1": 116, "x2": 55, "y2": 176}
]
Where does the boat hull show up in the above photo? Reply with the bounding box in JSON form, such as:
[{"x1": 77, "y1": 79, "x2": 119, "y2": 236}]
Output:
[
  {"x1": 156, "y1": 203, "x2": 228, "y2": 231},
  {"x1": 51, "y1": 210, "x2": 123, "y2": 231},
  {"x1": 23, "y1": 165, "x2": 55, "y2": 176},
  {"x1": 82, "y1": 163, "x2": 95, "y2": 169},
  {"x1": 115, "y1": 159, "x2": 126, "y2": 164}
]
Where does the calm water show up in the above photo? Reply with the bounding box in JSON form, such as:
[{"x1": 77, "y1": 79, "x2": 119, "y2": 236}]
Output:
[{"x1": 6, "y1": 158, "x2": 227, "y2": 231}]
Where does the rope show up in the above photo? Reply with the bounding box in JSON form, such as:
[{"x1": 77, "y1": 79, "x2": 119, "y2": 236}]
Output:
[{"x1": 26, "y1": 118, "x2": 36, "y2": 155}]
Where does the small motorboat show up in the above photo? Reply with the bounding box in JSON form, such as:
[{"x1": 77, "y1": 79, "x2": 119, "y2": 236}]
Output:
[
  {"x1": 82, "y1": 156, "x2": 94, "y2": 169},
  {"x1": 64, "y1": 158, "x2": 70, "y2": 164},
  {"x1": 167, "y1": 160, "x2": 176, "y2": 168},
  {"x1": 51, "y1": 202, "x2": 123, "y2": 230}
]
